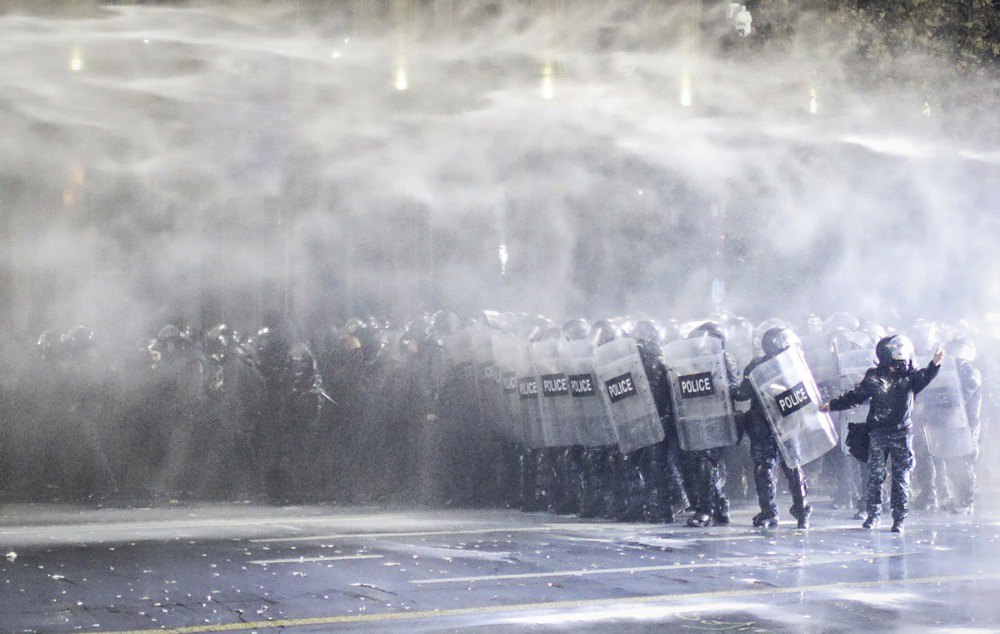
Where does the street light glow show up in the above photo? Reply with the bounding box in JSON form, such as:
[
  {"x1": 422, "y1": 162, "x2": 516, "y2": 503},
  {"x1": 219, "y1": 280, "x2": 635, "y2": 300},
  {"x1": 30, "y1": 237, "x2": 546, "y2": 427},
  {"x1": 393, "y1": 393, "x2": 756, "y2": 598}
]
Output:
[
  {"x1": 69, "y1": 48, "x2": 83, "y2": 72},
  {"x1": 394, "y1": 67, "x2": 408, "y2": 91},
  {"x1": 680, "y1": 73, "x2": 693, "y2": 107},
  {"x1": 541, "y1": 61, "x2": 554, "y2": 100},
  {"x1": 498, "y1": 243, "x2": 508, "y2": 275}
]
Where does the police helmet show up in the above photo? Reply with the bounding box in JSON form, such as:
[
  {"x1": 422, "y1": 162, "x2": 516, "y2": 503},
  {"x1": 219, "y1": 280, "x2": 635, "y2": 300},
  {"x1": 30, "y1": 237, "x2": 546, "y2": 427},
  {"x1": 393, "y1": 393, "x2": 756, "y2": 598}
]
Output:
[
  {"x1": 876, "y1": 334, "x2": 915, "y2": 370},
  {"x1": 859, "y1": 320, "x2": 887, "y2": 343},
  {"x1": 805, "y1": 312, "x2": 824, "y2": 335},
  {"x1": 590, "y1": 320, "x2": 622, "y2": 348},
  {"x1": 754, "y1": 318, "x2": 789, "y2": 355},
  {"x1": 344, "y1": 317, "x2": 366, "y2": 336},
  {"x1": 37, "y1": 330, "x2": 66, "y2": 360},
  {"x1": 687, "y1": 321, "x2": 726, "y2": 347},
  {"x1": 659, "y1": 319, "x2": 683, "y2": 344},
  {"x1": 205, "y1": 323, "x2": 234, "y2": 359},
  {"x1": 761, "y1": 327, "x2": 801, "y2": 358},
  {"x1": 561, "y1": 318, "x2": 591, "y2": 342},
  {"x1": 430, "y1": 311, "x2": 461, "y2": 337},
  {"x1": 944, "y1": 337, "x2": 976, "y2": 363},
  {"x1": 832, "y1": 329, "x2": 876, "y2": 353},
  {"x1": 631, "y1": 320, "x2": 661, "y2": 347},
  {"x1": 66, "y1": 325, "x2": 95, "y2": 352},
  {"x1": 823, "y1": 312, "x2": 860, "y2": 335}
]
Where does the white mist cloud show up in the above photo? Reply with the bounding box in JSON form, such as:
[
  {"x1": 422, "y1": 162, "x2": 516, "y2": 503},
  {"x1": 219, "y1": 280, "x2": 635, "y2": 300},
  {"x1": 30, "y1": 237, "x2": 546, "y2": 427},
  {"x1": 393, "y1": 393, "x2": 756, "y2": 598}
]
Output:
[{"x1": 0, "y1": 1, "x2": 996, "y2": 341}]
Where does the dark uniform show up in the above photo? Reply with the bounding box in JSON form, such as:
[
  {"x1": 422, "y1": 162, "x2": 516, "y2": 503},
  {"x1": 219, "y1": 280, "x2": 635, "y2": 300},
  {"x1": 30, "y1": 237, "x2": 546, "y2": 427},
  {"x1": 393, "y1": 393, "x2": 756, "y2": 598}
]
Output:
[
  {"x1": 635, "y1": 336, "x2": 687, "y2": 523},
  {"x1": 204, "y1": 325, "x2": 266, "y2": 501},
  {"x1": 944, "y1": 339, "x2": 982, "y2": 513},
  {"x1": 682, "y1": 323, "x2": 740, "y2": 528},
  {"x1": 734, "y1": 328, "x2": 811, "y2": 529},
  {"x1": 150, "y1": 324, "x2": 211, "y2": 499},
  {"x1": 579, "y1": 320, "x2": 634, "y2": 520},
  {"x1": 828, "y1": 335, "x2": 941, "y2": 531}
]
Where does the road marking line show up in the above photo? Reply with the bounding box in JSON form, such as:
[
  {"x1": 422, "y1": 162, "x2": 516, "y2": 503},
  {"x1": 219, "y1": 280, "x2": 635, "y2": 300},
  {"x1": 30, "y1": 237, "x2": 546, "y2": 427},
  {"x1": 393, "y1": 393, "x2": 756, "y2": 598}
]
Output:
[
  {"x1": 251, "y1": 526, "x2": 561, "y2": 542},
  {"x1": 249, "y1": 554, "x2": 384, "y2": 565},
  {"x1": 251, "y1": 525, "x2": 772, "y2": 544},
  {"x1": 409, "y1": 551, "x2": 906, "y2": 584},
  {"x1": 250, "y1": 519, "x2": 887, "y2": 545},
  {"x1": 0, "y1": 514, "x2": 405, "y2": 536},
  {"x1": 101, "y1": 572, "x2": 1000, "y2": 633},
  {"x1": 617, "y1": 534, "x2": 766, "y2": 543}
]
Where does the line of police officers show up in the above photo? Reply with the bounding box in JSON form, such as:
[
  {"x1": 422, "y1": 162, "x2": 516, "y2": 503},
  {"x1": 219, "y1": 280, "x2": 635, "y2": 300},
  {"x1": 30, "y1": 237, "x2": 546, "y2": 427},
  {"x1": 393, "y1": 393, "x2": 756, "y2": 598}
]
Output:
[{"x1": 4, "y1": 312, "x2": 986, "y2": 533}]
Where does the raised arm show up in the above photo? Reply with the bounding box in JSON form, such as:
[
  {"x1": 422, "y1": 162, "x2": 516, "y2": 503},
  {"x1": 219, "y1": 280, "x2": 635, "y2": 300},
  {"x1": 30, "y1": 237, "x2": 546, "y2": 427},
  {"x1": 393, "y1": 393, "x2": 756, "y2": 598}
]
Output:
[{"x1": 910, "y1": 348, "x2": 944, "y2": 395}]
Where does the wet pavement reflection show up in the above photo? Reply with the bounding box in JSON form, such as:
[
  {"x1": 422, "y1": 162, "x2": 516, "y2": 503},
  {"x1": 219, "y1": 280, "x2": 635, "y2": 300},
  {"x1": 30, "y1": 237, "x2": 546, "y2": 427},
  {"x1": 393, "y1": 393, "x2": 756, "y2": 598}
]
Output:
[{"x1": 2, "y1": 502, "x2": 999, "y2": 632}]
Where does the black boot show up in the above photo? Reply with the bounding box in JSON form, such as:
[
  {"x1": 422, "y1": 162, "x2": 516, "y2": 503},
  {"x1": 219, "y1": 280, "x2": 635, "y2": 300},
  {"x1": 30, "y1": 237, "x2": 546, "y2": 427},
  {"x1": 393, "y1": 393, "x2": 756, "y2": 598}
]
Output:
[
  {"x1": 577, "y1": 450, "x2": 599, "y2": 518},
  {"x1": 619, "y1": 459, "x2": 646, "y2": 522},
  {"x1": 752, "y1": 511, "x2": 779, "y2": 528},
  {"x1": 516, "y1": 449, "x2": 534, "y2": 511},
  {"x1": 787, "y1": 467, "x2": 811, "y2": 529},
  {"x1": 531, "y1": 449, "x2": 551, "y2": 512},
  {"x1": 791, "y1": 504, "x2": 812, "y2": 529},
  {"x1": 714, "y1": 496, "x2": 730, "y2": 526},
  {"x1": 912, "y1": 489, "x2": 937, "y2": 511},
  {"x1": 753, "y1": 462, "x2": 778, "y2": 528}
]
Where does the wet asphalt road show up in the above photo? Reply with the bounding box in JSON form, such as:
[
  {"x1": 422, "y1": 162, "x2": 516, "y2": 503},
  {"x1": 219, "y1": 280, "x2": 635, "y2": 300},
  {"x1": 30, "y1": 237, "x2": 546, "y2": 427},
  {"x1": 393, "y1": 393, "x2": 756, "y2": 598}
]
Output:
[{"x1": 2, "y1": 502, "x2": 1000, "y2": 632}]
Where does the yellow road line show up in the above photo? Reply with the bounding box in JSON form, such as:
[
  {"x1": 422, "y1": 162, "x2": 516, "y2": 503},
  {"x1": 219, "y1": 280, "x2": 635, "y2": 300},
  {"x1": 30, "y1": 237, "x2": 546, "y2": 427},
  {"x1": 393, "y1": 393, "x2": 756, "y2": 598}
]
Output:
[
  {"x1": 409, "y1": 550, "x2": 907, "y2": 584},
  {"x1": 102, "y1": 572, "x2": 1000, "y2": 634}
]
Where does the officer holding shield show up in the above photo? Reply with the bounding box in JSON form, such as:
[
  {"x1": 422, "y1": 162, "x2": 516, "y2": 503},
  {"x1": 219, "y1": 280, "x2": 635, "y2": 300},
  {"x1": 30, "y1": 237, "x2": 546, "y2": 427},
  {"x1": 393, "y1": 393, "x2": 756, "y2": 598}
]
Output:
[
  {"x1": 673, "y1": 322, "x2": 741, "y2": 528},
  {"x1": 821, "y1": 335, "x2": 943, "y2": 532},
  {"x1": 941, "y1": 337, "x2": 982, "y2": 514},
  {"x1": 734, "y1": 327, "x2": 814, "y2": 529}
]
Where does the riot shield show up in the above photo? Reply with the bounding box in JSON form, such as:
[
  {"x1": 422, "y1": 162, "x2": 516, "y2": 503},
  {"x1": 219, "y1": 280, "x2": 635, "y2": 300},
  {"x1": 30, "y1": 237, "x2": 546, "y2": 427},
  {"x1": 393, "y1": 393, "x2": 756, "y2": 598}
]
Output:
[
  {"x1": 558, "y1": 339, "x2": 616, "y2": 447},
  {"x1": 809, "y1": 355, "x2": 843, "y2": 410},
  {"x1": 593, "y1": 338, "x2": 665, "y2": 454},
  {"x1": 747, "y1": 346, "x2": 838, "y2": 468},
  {"x1": 491, "y1": 333, "x2": 526, "y2": 444},
  {"x1": 445, "y1": 328, "x2": 484, "y2": 433},
  {"x1": 834, "y1": 347, "x2": 875, "y2": 453},
  {"x1": 530, "y1": 340, "x2": 578, "y2": 448},
  {"x1": 809, "y1": 351, "x2": 846, "y2": 454},
  {"x1": 914, "y1": 357, "x2": 975, "y2": 458},
  {"x1": 472, "y1": 328, "x2": 503, "y2": 435},
  {"x1": 512, "y1": 337, "x2": 545, "y2": 450},
  {"x1": 444, "y1": 329, "x2": 478, "y2": 386},
  {"x1": 660, "y1": 338, "x2": 738, "y2": 451}
]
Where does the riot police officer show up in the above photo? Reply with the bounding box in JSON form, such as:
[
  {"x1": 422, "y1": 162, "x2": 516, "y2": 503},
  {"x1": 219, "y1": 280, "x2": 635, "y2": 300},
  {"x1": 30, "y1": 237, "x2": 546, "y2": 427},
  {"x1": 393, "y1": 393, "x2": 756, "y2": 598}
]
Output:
[
  {"x1": 559, "y1": 318, "x2": 616, "y2": 519},
  {"x1": 909, "y1": 320, "x2": 948, "y2": 510},
  {"x1": 278, "y1": 343, "x2": 325, "y2": 502},
  {"x1": 828, "y1": 329, "x2": 879, "y2": 518},
  {"x1": 735, "y1": 327, "x2": 812, "y2": 529},
  {"x1": 388, "y1": 320, "x2": 444, "y2": 505},
  {"x1": 631, "y1": 320, "x2": 687, "y2": 523},
  {"x1": 680, "y1": 322, "x2": 740, "y2": 527},
  {"x1": 822, "y1": 335, "x2": 943, "y2": 532},
  {"x1": 583, "y1": 320, "x2": 624, "y2": 519},
  {"x1": 942, "y1": 338, "x2": 982, "y2": 514},
  {"x1": 203, "y1": 323, "x2": 265, "y2": 500},
  {"x1": 150, "y1": 323, "x2": 210, "y2": 499}
]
